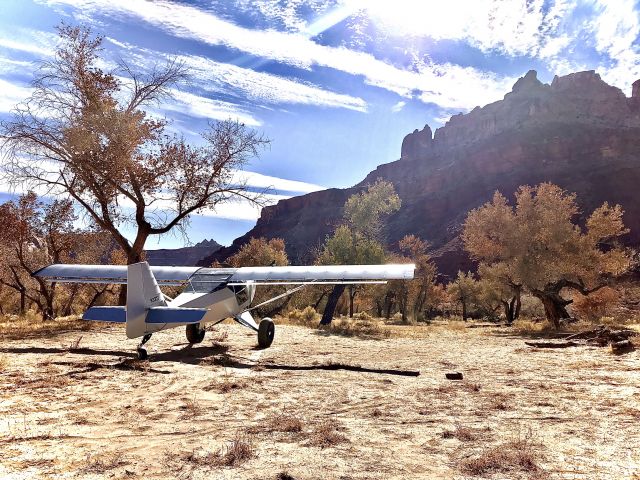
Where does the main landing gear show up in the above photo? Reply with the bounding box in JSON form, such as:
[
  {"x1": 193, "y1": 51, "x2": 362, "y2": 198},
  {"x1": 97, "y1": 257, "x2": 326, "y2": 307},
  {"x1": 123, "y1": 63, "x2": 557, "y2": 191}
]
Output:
[
  {"x1": 137, "y1": 334, "x2": 152, "y2": 360},
  {"x1": 186, "y1": 323, "x2": 206, "y2": 344},
  {"x1": 234, "y1": 312, "x2": 275, "y2": 348},
  {"x1": 258, "y1": 318, "x2": 275, "y2": 348}
]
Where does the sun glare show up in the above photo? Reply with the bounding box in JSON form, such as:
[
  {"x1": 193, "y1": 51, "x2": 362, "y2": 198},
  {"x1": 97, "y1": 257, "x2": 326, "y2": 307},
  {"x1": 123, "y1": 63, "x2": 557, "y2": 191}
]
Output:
[{"x1": 356, "y1": 0, "x2": 473, "y2": 39}]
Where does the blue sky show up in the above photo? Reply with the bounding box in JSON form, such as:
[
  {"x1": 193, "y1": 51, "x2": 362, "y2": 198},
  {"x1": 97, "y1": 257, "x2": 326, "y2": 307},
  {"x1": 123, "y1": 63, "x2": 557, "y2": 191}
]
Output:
[{"x1": 1, "y1": 0, "x2": 639, "y2": 248}]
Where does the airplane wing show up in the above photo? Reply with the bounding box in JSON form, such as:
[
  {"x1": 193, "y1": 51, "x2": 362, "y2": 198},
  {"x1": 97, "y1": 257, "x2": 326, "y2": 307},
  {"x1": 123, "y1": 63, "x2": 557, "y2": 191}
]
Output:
[
  {"x1": 32, "y1": 264, "x2": 201, "y2": 286},
  {"x1": 34, "y1": 263, "x2": 415, "y2": 285},
  {"x1": 225, "y1": 264, "x2": 415, "y2": 283}
]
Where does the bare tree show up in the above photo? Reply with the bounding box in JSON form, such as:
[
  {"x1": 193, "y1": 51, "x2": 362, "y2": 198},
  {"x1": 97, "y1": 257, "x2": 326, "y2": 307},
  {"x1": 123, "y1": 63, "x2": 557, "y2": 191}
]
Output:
[{"x1": 0, "y1": 25, "x2": 269, "y2": 303}]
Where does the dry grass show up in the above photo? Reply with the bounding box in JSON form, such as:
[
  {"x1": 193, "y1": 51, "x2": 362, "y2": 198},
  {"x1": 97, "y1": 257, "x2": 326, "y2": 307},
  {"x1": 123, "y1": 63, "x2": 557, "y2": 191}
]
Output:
[
  {"x1": 0, "y1": 354, "x2": 8, "y2": 372},
  {"x1": 207, "y1": 329, "x2": 229, "y2": 344},
  {"x1": 262, "y1": 414, "x2": 304, "y2": 433},
  {"x1": 78, "y1": 453, "x2": 129, "y2": 475},
  {"x1": 179, "y1": 397, "x2": 203, "y2": 419},
  {"x1": 279, "y1": 306, "x2": 319, "y2": 326},
  {"x1": 207, "y1": 375, "x2": 248, "y2": 393},
  {"x1": 308, "y1": 419, "x2": 349, "y2": 448},
  {"x1": 212, "y1": 434, "x2": 255, "y2": 466},
  {"x1": 68, "y1": 336, "x2": 83, "y2": 351},
  {"x1": 247, "y1": 413, "x2": 305, "y2": 436},
  {"x1": 441, "y1": 424, "x2": 489, "y2": 442},
  {"x1": 459, "y1": 435, "x2": 545, "y2": 478},
  {"x1": 512, "y1": 317, "x2": 557, "y2": 335},
  {"x1": 486, "y1": 393, "x2": 512, "y2": 411},
  {"x1": 621, "y1": 407, "x2": 640, "y2": 418},
  {"x1": 320, "y1": 315, "x2": 391, "y2": 339},
  {"x1": 0, "y1": 313, "x2": 97, "y2": 340}
]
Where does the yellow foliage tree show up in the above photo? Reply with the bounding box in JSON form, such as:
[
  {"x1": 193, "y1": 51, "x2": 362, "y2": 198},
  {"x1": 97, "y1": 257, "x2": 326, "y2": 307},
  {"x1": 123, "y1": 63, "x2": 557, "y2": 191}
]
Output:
[{"x1": 462, "y1": 183, "x2": 632, "y2": 328}]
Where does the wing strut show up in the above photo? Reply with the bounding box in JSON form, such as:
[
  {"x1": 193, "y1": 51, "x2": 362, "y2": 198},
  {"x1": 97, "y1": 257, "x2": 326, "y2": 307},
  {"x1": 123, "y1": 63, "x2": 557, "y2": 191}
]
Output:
[{"x1": 247, "y1": 283, "x2": 309, "y2": 312}]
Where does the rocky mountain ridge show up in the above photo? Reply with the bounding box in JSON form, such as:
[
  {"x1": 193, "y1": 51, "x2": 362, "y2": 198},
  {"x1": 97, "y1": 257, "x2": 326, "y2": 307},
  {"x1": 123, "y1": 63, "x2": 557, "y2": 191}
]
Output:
[
  {"x1": 203, "y1": 70, "x2": 640, "y2": 278},
  {"x1": 146, "y1": 238, "x2": 221, "y2": 266}
]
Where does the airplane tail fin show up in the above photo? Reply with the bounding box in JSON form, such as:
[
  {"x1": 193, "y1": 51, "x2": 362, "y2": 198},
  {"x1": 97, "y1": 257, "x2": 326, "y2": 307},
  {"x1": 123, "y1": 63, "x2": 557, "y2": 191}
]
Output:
[{"x1": 126, "y1": 262, "x2": 167, "y2": 338}]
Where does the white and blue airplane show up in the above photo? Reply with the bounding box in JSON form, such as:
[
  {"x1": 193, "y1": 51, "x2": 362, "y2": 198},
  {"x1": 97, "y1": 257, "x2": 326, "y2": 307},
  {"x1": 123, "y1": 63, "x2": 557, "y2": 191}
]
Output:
[{"x1": 34, "y1": 262, "x2": 415, "y2": 359}]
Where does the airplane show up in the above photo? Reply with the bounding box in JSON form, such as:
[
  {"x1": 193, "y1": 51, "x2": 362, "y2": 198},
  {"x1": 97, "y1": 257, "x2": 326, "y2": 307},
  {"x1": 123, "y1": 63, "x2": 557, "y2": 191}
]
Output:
[{"x1": 34, "y1": 262, "x2": 415, "y2": 359}]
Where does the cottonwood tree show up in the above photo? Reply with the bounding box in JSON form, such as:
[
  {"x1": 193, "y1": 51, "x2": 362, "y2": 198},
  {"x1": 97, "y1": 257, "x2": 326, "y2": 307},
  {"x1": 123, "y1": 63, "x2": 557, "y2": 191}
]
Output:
[
  {"x1": 0, "y1": 192, "x2": 77, "y2": 319},
  {"x1": 0, "y1": 25, "x2": 268, "y2": 303},
  {"x1": 446, "y1": 271, "x2": 478, "y2": 321},
  {"x1": 462, "y1": 183, "x2": 632, "y2": 328},
  {"x1": 318, "y1": 179, "x2": 401, "y2": 324},
  {"x1": 224, "y1": 237, "x2": 288, "y2": 269},
  {"x1": 375, "y1": 235, "x2": 438, "y2": 323},
  {"x1": 476, "y1": 264, "x2": 522, "y2": 324}
]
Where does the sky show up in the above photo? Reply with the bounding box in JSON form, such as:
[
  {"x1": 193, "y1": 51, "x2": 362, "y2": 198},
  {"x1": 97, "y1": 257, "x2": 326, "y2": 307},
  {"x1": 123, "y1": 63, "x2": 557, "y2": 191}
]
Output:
[{"x1": 1, "y1": 0, "x2": 639, "y2": 248}]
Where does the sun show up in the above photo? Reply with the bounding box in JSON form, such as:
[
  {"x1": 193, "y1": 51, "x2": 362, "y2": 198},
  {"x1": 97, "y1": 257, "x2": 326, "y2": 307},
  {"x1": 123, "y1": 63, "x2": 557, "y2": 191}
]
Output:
[{"x1": 354, "y1": 0, "x2": 473, "y2": 39}]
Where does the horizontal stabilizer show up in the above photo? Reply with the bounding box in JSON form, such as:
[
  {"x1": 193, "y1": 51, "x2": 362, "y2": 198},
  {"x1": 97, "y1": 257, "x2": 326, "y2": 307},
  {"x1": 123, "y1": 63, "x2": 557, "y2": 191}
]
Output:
[
  {"x1": 83, "y1": 306, "x2": 126, "y2": 323},
  {"x1": 146, "y1": 307, "x2": 208, "y2": 324}
]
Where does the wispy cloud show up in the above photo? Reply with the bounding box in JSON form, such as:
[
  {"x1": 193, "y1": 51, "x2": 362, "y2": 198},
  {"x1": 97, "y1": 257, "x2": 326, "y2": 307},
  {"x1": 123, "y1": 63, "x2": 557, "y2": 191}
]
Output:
[
  {"x1": 43, "y1": 0, "x2": 516, "y2": 110},
  {"x1": 234, "y1": 169, "x2": 324, "y2": 195},
  {"x1": 176, "y1": 54, "x2": 368, "y2": 112},
  {"x1": 0, "y1": 164, "x2": 314, "y2": 222},
  {"x1": 390, "y1": 100, "x2": 405, "y2": 113},
  {"x1": 105, "y1": 38, "x2": 367, "y2": 112},
  {"x1": 162, "y1": 89, "x2": 262, "y2": 126},
  {"x1": 0, "y1": 28, "x2": 57, "y2": 57},
  {"x1": 0, "y1": 78, "x2": 33, "y2": 113}
]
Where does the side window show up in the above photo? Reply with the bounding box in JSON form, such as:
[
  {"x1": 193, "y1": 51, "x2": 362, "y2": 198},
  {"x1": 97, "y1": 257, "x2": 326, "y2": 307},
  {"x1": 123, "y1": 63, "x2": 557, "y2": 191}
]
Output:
[{"x1": 230, "y1": 284, "x2": 249, "y2": 305}]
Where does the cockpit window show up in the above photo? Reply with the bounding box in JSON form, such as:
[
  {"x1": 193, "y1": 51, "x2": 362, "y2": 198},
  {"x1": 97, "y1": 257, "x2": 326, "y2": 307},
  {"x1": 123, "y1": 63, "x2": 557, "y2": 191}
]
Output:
[{"x1": 188, "y1": 274, "x2": 230, "y2": 293}]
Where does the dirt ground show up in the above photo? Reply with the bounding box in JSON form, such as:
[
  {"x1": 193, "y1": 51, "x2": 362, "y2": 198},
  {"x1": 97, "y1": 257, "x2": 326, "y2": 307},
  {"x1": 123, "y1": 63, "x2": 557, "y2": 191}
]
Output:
[{"x1": 1, "y1": 321, "x2": 639, "y2": 479}]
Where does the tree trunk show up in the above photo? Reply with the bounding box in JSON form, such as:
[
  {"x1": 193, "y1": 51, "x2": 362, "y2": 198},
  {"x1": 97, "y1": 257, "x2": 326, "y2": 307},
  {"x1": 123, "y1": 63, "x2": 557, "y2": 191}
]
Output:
[
  {"x1": 87, "y1": 286, "x2": 106, "y2": 309},
  {"x1": 514, "y1": 287, "x2": 522, "y2": 320},
  {"x1": 312, "y1": 290, "x2": 328, "y2": 311},
  {"x1": 461, "y1": 299, "x2": 467, "y2": 321},
  {"x1": 320, "y1": 284, "x2": 346, "y2": 325},
  {"x1": 384, "y1": 295, "x2": 394, "y2": 320},
  {"x1": 19, "y1": 288, "x2": 26, "y2": 315},
  {"x1": 375, "y1": 299, "x2": 383, "y2": 318},
  {"x1": 348, "y1": 286, "x2": 357, "y2": 318},
  {"x1": 533, "y1": 289, "x2": 571, "y2": 329}
]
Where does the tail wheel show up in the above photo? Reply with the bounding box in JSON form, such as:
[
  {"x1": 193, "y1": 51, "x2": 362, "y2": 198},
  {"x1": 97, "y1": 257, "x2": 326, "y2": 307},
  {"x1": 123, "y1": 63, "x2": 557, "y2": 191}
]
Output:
[
  {"x1": 137, "y1": 348, "x2": 148, "y2": 360},
  {"x1": 258, "y1": 318, "x2": 275, "y2": 348},
  {"x1": 186, "y1": 323, "x2": 206, "y2": 344}
]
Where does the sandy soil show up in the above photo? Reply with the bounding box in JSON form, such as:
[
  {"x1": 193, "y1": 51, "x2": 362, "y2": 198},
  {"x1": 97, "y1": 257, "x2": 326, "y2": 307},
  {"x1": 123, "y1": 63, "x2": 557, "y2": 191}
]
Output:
[{"x1": 1, "y1": 321, "x2": 639, "y2": 479}]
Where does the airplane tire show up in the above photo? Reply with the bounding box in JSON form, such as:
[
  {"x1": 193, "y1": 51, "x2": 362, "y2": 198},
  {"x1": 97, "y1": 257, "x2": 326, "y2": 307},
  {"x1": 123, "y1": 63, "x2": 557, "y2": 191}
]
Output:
[
  {"x1": 186, "y1": 323, "x2": 206, "y2": 344},
  {"x1": 137, "y1": 348, "x2": 148, "y2": 360},
  {"x1": 258, "y1": 318, "x2": 275, "y2": 348}
]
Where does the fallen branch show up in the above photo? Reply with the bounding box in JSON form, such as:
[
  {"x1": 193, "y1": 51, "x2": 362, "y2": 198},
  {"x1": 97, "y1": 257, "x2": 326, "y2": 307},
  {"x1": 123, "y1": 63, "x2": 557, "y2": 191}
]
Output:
[
  {"x1": 525, "y1": 341, "x2": 580, "y2": 348},
  {"x1": 526, "y1": 326, "x2": 637, "y2": 353}
]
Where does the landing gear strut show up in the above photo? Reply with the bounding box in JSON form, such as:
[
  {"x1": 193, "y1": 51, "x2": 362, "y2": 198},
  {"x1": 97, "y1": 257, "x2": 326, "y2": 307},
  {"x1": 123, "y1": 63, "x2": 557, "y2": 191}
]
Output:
[
  {"x1": 186, "y1": 323, "x2": 206, "y2": 344},
  {"x1": 137, "y1": 334, "x2": 152, "y2": 360}
]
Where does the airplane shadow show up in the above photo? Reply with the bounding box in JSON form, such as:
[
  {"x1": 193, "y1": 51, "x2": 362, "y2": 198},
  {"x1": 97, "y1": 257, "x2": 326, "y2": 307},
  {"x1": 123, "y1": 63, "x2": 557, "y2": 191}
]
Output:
[
  {"x1": 2, "y1": 345, "x2": 419, "y2": 377},
  {"x1": 0, "y1": 346, "x2": 133, "y2": 357},
  {"x1": 151, "y1": 344, "x2": 230, "y2": 365}
]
